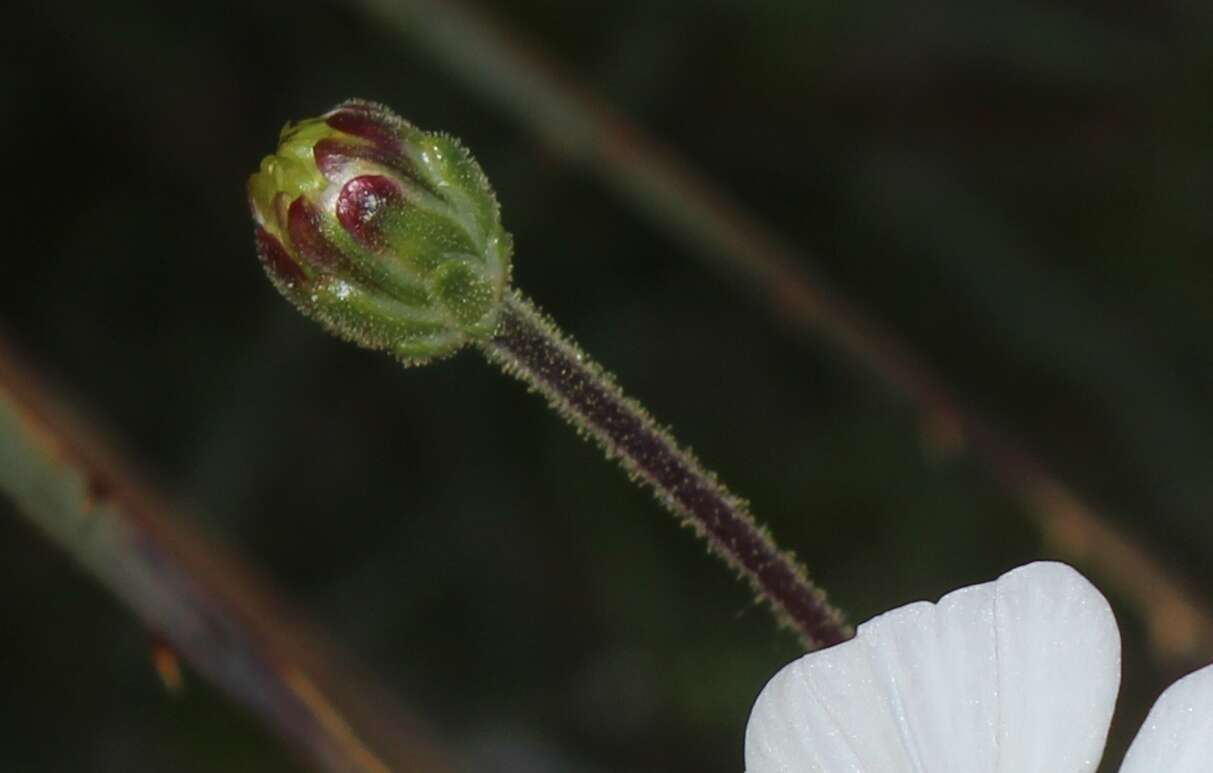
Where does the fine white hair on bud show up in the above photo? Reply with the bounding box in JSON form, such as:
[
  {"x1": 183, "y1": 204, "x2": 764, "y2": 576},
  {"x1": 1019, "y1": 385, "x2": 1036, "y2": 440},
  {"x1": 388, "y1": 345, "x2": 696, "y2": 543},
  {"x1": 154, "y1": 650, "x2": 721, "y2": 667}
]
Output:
[{"x1": 248, "y1": 100, "x2": 513, "y2": 366}]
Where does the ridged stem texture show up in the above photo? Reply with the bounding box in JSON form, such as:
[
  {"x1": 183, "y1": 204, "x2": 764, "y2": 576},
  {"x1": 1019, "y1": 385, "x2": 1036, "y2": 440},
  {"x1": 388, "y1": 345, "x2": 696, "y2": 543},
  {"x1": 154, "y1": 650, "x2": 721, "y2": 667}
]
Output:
[{"x1": 481, "y1": 290, "x2": 850, "y2": 649}]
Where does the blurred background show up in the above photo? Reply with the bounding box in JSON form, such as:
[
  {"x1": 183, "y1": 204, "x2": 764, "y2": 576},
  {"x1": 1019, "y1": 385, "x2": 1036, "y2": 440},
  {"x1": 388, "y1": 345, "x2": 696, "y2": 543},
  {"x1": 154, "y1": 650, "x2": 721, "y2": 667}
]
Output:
[{"x1": 2, "y1": 0, "x2": 1212, "y2": 770}]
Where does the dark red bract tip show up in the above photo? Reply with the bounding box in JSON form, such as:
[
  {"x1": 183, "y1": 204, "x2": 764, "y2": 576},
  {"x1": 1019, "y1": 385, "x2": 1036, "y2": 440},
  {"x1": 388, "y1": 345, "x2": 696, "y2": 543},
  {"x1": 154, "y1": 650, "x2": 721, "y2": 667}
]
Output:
[
  {"x1": 336, "y1": 175, "x2": 403, "y2": 248},
  {"x1": 326, "y1": 106, "x2": 400, "y2": 154},
  {"x1": 255, "y1": 227, "x2": 306, "y2": 285},
  {"x1": 286, "y1": 197, "x2": 345, "y2": 268},
  {"x1": 314, "y1": 137, "x2": 403, "y2": 180}
]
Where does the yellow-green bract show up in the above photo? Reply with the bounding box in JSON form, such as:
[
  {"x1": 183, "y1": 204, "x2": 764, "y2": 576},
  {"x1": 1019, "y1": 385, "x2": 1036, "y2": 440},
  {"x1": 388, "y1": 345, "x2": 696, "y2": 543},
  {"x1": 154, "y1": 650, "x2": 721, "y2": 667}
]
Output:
[{"x1": 248, "y1": 100, "x2": 513, "y2": 365}]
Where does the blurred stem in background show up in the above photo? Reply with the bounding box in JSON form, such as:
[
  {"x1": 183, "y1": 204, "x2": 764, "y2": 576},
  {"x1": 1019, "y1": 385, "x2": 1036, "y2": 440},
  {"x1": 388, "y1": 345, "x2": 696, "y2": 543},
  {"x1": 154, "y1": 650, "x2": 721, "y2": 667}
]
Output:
[
  {"x1": 0, "y1": 334, "x2": 455, "y2": 773},
  {"x1": 349, "y1": 0, "x2": 1213, "y2": 664}
]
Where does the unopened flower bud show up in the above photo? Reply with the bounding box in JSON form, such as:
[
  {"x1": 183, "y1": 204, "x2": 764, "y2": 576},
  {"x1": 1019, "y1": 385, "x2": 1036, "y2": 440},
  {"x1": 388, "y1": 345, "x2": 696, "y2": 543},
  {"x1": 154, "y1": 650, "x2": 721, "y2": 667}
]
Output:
[{"x1": 248, "y1": 100, "x2": 513, "y2": 364}]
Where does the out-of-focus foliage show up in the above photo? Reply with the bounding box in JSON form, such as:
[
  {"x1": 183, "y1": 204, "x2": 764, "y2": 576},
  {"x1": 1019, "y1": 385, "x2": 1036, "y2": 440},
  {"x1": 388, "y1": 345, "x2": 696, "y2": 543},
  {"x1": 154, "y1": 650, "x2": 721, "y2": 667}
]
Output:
[{"x1": 1, "y1": 0, "x2": 1210, "y2": 770}]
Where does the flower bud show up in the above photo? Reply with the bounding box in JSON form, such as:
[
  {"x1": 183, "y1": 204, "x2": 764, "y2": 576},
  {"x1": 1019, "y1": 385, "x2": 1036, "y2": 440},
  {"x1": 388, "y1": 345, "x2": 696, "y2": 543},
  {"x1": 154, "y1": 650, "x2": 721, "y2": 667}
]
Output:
[{"x1": 248, "y1": 100, "x2": 513, "y2": 364}]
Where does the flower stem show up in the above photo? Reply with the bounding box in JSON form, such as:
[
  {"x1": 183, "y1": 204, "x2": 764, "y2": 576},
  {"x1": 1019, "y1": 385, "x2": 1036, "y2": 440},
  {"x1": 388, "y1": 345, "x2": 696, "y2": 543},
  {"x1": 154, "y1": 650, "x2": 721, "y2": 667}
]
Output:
[{"x1": 480, "y1": 290, "x2": 851, "y2": 649}]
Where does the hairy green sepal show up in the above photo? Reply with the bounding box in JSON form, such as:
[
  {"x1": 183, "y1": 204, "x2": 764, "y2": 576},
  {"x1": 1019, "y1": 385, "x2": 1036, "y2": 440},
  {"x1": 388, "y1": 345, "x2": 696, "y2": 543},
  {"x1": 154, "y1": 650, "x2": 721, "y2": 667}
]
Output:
[{"x1": 248, "y1": 100, "x2": 512, "y2": 365}]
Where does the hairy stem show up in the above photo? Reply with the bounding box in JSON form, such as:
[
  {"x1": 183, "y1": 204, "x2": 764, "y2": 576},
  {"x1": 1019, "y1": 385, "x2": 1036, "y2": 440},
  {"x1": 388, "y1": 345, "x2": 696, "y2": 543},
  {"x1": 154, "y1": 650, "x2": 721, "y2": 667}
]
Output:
[
  {"x1": 351, "y1": 0, "x2": 1213, "y2": 665},
  {"x1": 480, "y1": 290, "x2": 850, "y2": 649}
]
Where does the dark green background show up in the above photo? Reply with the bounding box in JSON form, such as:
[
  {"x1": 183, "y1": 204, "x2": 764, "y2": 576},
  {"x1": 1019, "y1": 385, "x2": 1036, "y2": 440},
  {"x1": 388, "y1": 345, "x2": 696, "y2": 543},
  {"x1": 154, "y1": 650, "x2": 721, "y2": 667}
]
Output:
[{"x1": 2, "y1": 0, "x2": 1211, "y2": 770}]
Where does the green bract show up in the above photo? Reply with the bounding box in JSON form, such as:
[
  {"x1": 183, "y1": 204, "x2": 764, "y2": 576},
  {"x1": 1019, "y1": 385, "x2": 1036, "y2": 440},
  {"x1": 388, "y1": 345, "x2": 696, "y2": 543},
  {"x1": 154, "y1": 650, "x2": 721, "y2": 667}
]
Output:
[{"x1": 248, "y1": 100, "x2": 513, "y2": 365}]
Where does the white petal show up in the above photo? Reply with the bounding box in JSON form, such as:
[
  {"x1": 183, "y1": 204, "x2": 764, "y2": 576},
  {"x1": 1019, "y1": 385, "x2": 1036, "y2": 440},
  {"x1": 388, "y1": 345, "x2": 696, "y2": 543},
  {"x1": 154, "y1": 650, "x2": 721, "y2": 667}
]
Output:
[
  {"x1": 1119, "y1": 663, "x2": 1213, "y2": 773},
  {"x1": 744, "y1": 562, "x2": 1120, "y2": 773}
]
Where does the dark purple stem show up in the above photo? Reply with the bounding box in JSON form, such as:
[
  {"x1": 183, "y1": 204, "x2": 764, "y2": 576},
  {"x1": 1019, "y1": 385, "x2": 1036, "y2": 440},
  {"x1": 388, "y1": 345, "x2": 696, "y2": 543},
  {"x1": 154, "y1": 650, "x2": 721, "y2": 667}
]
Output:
[{"x1": 481, "y1": 291, "x2": 850, "y2": 649}]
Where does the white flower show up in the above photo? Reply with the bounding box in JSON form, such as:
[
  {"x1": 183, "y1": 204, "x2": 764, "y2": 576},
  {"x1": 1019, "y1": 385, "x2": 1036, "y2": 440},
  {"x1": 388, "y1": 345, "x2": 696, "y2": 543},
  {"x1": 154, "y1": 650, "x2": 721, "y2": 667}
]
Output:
[{"x1": 745, "y1": 562, "x2": 1213, "y2": 772}]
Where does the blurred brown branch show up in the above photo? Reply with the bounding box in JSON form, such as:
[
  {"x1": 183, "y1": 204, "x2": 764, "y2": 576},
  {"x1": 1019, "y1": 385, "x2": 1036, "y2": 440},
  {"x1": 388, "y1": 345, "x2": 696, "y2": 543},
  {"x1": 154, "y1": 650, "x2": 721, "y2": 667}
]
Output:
[
  {"x1": 0, "y1": 334, "x2": 456, "y2": 773},
  {"x1": 351, "y1": 0, "x2": 1213, "y2": 663}
]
